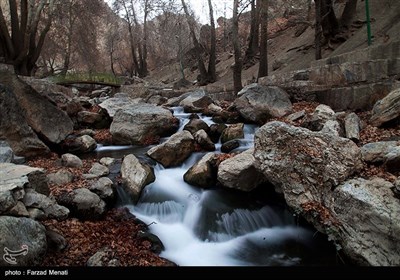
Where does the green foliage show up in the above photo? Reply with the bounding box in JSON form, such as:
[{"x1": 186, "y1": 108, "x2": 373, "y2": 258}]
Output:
[{"x1": 51, "y1": 72, "x2": 122, "y2": 86}]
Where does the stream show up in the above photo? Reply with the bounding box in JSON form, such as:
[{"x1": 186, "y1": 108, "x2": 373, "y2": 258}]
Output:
[{"x1": 93, "y1": 107, "x2": 340, "y2": 266}]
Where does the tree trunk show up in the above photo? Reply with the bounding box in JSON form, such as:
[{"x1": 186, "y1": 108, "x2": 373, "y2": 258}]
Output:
[
  {"x1": 258, "y1": 0, "x2": 268, "y2": 80},
  {"x1": 141, "y1": 1, "x2": 149, "y2": 77},
  {"x1": 245, "y1": 0, "x2": 259, "y2": 64},
  {"x1": 232, "y1": 0, "x2": 242, "y2": 94},
  {"x1": 207, "y1": 0, "x2": 217, "y2": 83},
  {"x1": 315, "y1": 0, "x2": 322, "y2": 60},
  {"x1": 340, "y1": 0, "x2": 358, "y2": 29},
  {"x1": 321, "y1": 0, "x2": 339, "y2": 39},
  {"x1": 181, "y1": 0, "x2": 208, "y2": 85}
]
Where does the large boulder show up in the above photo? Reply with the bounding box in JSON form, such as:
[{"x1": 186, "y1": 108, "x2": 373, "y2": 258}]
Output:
[
  {"x1": 89, "y1": 177, "x2": 115, "y2": 202},
  {"x1": 370, "y1": 88, "x2": 400, "y2": 127},
  {"x1": 66, "y1": 135, "x2": 97, "y2": 154},
  {"x1": 110, "y1": 104, "x2": 178, "y2": 145},
  {"x1": 146, "y1": 131, "x2": 195, "y2": 167},
  {"x1": 0, "y1": 68, "x2": 73, "y2": 145},
  {"x1": 61, "y1": 153, "x2": 83, "y2": 168},
  {"x1": 0, "y1": 84, "x2": 49, "y2": 157},
  {"x1": 217, "y1": 149, "x2": 266, "y2": 191},
  {"x1": 99, "y1": 96, "x2": 144, "y2": 118},
  {"x1": 0, "y1": 163, "x2": 49, "y2": 196},
  {"x1": 120, "y1": 154, "x2": 155, "y2": 203},
  {"x1": 194, "y1": 130, "x2": 215, "y2": 151},
  {"x1": 183, "y1": 118, "x2": 210, "y2": 135},
  {"x1": 179, "y1": 90, "x2": 214, "y2": 113},
  {"x1": 183, "y1": 153, "x2": 218, "y2": 188},
  {"x1": 0, "y1": 216, "x2": 47, "y2": 266},
  {"x1": 329, "y1": 178, "x2": 400, "y2": 266},
  {"x1": 234, "y1": 84, "x2": 292, "y2": 123},
  {"x1": 254, "y1": 121, "x2": 362, "y2": 210},
  {"x1": 58, "y1": 188, "x2": 106, "y2": 220}
]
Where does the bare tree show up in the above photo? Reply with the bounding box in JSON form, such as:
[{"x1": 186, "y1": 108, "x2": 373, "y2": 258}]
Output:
[
  {"x1": 181, "y1": 0, "x2": 208, "y2": 85},
  {"x1": 258, "y1": 0, "x2": 268, "y2": 79},
  {"x1": 0, "y1": 0, "x2": 58, "y2": 76},
  {"x1": 340, "y1": 0, "x2": 358, "y2": 29},
  {"x1": 207, "y1": 0, "x2": 217, "y2": 83},
  {"x1": 232, "y1": 0, "x2": 242, "y2": 94},
  {"x1": 244, "y1": 0, "x2": 260, "y2": 65}
]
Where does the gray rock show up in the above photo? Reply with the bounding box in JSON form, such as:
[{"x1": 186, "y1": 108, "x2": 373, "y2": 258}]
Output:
[
  {"x1": 146, "y1": 95, "x2": 167, "y2": 105},
  {"x1": 77, "y1": 111, "x2": 102, "y2": 125},
  {"x1": 8, "y1": 201, "x2": 29, "y2": 217},
  {"x1": 0, "y1": 141, "x2": 14, "y2": 163},
  {"x1": 89, "y1": 177, "x2": 114, "y2": 201},
  {"x1": 58, "y1": 188, "x2": 106, "y2": 220},
  {"x1": 179, "y1": 90, "x2": 214, "y2": 113},
  {"x1": 384, "y1": 146, "x2": 400, "y2": 174},
  {"x1": 23, "y1": 189, "x2": 69, "y2": 220},
  {"x1": 89, "y1": 163, "x2": 109, "y2": 177},
  {"x1": 218, "y1": 149, "x2": 266, "y2": 191},
  {"x1": 47, "y1": 169, "x2": 74, "y2": 186},
  {"x1": 99, "y1": 96, "x2": 144, "y2": 118},
  {"x1": 370, "y1": 88, "x2": 400, "y2": 126},
  {"x1": 234, "y1": 84, "x2": 292, "y2": 123},
  {"x1": 183, "y1": 153, "x2": 218, "y2": 188},
  {"x1": 0, "y1": 190, "x2": 16, "y2": 214},
  {"x1": 77, "y1": 129, "x2": 96, "y2": 137},
  {"x1": 344, "y1": 113, "x2": 361, "y2": 142},
  {"x1": 87, "y1": 247, "x2": 119, "y2": 266},
  {"x1": 303, "y1": 104, "x2": 336, "y2": 131},
  {"x1": 147, "y1": 131, "x2": 195, "y2": 167},
  {"x1": 68, "y1": 135, "x2": 97, "y2": 154},
  {"x1": 137, "y1": 231, "x2": 165, "y2": 254},
  {"x1": 61, "y1": 153, "x2": 83, "y2": 168},
  {"x1": 27, "y1": 208, "x2": 46, "y2": 220},
  {"x1": 209, "y1": 123, "x2": 227, "y2": 143},
  {"x1": 121, "y1": 154, "x2": 155, "y2": 203},
  {"x1": 254, "y1": 121, "x2": 362, "y2": 211},
  {"x1": 0, "y1": 84, "x2": 50, "y2": 157},
  {"x1": 99, "y1": 157, "x2": 116, "y2": 167},
  {"x1": 361, "y1": 141, "x2": 398, "y2": 163},
  {"x1": 194, "y1": 129, "x2": 215, "y2": 151},
  {"x1": 110, "y1": 104, "x2": 178, "y2": 145},
  {"x1": 0, "y1": 69, "x2": 73, "y2": 145},
  {"x1": 183, "y1": 118, "x2": 210, "y2": 135},
  {"x1": 321, "y1": 120, "x2": 341, "y2": 136},
  {"x1": 331, "y1": 178, "x2": 400, "y2": 265},
  {"x1": 0, "y1": 163, "x2": 49, "y2": 195},
  {"x1": 221, "y1": 140, "x2": 240, "y2": 153},
  {"x1": 221, "y1": 123, "x2": 244, "y2": 144},
  {"x1": 0, "y1": 216, "x2": 47, "y2": 266}
]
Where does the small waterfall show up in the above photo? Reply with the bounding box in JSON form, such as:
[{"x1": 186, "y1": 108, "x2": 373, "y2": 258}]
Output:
[{"x1": 110, "y1": 106, "x2": 339, "y2": 266}]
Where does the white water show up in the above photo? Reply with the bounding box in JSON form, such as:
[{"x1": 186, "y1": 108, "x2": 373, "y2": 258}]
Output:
[{"x1": 98, "y1": 107, "x2": 337, "y2": 266}]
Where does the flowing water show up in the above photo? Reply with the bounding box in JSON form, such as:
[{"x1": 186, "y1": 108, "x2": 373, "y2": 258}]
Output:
[{"x1": 93, "y1": 107, "x2": 339, "y2": 266}]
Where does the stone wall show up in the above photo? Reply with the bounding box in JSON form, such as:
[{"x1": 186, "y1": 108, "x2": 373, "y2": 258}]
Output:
[{"x1": 259, "y1": 40, "x2": 400, "y2": 111}]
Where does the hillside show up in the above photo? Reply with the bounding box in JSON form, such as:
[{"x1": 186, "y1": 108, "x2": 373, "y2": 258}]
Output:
[{"x1": 146, "y1": 0, "x2": 400, "y2": 92}]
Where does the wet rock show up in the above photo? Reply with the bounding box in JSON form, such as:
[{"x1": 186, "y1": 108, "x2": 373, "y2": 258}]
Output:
[
  {"x1": 147, "y1": 131, "x2": 195, "y2": 168},
  {"x1": 221, "y1": 140, "x2": 240, "y2": 153},
  {"x1": 183, "y1": 153, "x2": 218, "y2": 188},
  {"x1": 194, "y1": 129, "x2": 215, "y2": 151},
  {"x1": 137, "y1": 231, "x2": 165, "y2": 254},
  {"x1": 221, "y1": 123, "x2": 244, "y2": 144},
  {"x1": 234, "y1": 84, "x2": 292, "y2": 123},
  {"x1": 89, "y1": 177, "x2": 115, "y2": 202},
  {"x1": 209, "y1": 123, "x2": 227, "y2": 143},
  {"x1": 179, "y1": 90, "x2": 214, "y2": 113},
  {"x1": 218, "y1": 149, "x2": 266, "y2": 191},
  {"x1": 121, "y1": 154, "x2": 155, "y2": 203},
  {"x1": 88, "y1": 163, "x2": 109, "y2": 178},
  {"x1": 183, "y1": 118, "x2": 210, "y2": 135},
  {"x1": 110, "y1": 104, "x2": 178, "y2": 145},
  {"x1": 100, "y1": 157, "x2": 116, "y2": 167}
]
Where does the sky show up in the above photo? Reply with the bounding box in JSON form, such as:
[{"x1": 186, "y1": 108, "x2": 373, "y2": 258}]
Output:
[{"x1": 105, "y1": 0, "x2": 232, "y2": 25}]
